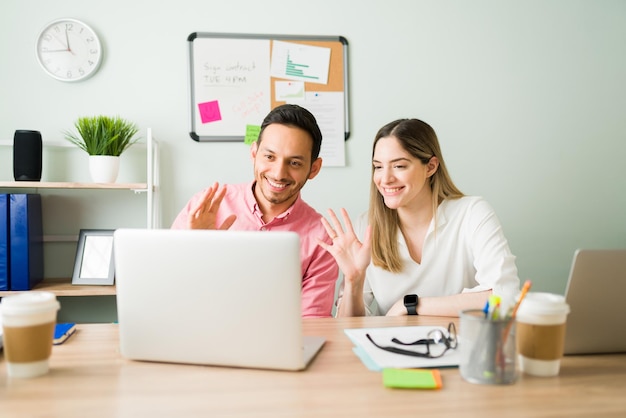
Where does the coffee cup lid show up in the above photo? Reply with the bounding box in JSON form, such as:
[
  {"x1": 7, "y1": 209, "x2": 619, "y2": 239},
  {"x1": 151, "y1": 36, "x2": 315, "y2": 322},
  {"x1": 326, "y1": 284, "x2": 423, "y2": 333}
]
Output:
[
  {"x1": 518, "y1": 292, "x2": 570, "y2": 316},
  {"x1": 0, "y1": 291, "x2": 60, "y2": 316}
]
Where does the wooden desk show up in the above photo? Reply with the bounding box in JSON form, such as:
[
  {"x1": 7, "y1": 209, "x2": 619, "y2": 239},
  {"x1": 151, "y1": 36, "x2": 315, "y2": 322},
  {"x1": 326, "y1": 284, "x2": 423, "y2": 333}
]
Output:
[{"x1": 1, "y1": 316, "x2": 625, "y2": 417}]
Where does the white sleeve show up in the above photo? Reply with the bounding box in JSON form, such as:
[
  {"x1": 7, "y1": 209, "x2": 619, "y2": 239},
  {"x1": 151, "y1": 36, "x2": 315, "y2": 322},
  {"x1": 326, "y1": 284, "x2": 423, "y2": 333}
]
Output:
[{"x1": 462, "y1": 198, "x2": 520, "y2": 306}]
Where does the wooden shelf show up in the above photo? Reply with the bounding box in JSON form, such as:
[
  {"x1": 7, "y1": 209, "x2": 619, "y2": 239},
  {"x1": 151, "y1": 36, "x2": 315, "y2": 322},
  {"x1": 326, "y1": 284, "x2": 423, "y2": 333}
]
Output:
[
  {"x1": 0, "y1": 181, "x2": 148, "y2": 190},
  {"x1": 0, "y1": 279, "x2": 116, "y2": 297},
  {"x1": 0, "y1": 130, "x2": 158, "y2": 307}
]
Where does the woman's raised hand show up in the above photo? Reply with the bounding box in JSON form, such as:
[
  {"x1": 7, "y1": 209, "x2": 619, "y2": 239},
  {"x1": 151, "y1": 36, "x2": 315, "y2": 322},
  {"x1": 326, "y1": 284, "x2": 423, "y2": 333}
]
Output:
[{"x1": 318, "y1": 208, "x2": 371, "y2": 282}]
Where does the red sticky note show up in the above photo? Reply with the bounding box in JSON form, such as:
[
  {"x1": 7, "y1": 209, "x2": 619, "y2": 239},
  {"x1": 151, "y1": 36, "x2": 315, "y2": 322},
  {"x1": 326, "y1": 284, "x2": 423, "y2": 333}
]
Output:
[{"x1": 198, "y1": 100, "x2": 222, "y2": 124}]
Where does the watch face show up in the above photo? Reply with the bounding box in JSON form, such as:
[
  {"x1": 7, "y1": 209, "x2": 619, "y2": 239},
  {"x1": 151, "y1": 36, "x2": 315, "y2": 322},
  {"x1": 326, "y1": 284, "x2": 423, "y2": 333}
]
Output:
[
  {"x1": 404, "y1": 294, "x2": 417, "y2": 305},
  {"x1": 36, "y1": 18, "x2": 103, "y2": 82}
]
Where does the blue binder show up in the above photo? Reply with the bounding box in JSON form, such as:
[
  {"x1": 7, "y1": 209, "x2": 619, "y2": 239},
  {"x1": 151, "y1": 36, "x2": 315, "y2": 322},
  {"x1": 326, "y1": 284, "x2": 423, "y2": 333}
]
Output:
[
  {"x1": 0, "y1": 194, "x2": 8, "y2": 291},
  {"x1": 9, "y1": 194, "x2": 44, "y2": 291}
]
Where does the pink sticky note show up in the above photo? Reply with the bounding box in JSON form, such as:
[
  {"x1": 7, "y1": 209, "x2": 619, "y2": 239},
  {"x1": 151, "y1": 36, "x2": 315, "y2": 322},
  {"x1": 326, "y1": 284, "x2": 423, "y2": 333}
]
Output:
[{"x1": 198, "y1": 100, "x2": 222, "y2": 124}]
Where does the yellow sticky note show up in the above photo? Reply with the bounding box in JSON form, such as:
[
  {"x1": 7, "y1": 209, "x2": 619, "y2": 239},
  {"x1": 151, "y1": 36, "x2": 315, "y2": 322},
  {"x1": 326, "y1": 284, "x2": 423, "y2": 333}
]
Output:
[{"x1": 382, "y1": 368, "x2": 442, "y2": 390}]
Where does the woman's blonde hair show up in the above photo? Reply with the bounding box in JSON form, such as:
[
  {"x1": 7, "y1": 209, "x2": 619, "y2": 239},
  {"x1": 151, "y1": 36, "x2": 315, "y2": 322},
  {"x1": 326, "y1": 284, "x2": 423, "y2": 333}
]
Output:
[{"x1": 369, "y1": 119, "x2": 464, "y2": 272}]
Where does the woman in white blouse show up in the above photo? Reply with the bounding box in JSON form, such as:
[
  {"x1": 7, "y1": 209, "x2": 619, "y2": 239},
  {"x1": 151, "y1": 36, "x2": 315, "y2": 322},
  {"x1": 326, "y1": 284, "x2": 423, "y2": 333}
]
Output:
[{"x1": 320, "y1": 118, "x2": 520, "y2": 317}]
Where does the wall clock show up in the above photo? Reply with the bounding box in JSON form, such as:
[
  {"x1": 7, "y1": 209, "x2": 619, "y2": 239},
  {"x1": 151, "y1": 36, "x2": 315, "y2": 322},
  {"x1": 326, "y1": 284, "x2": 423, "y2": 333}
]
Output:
[{"x1": 35, "y1": 18, "x2": 103, "y2": 82}]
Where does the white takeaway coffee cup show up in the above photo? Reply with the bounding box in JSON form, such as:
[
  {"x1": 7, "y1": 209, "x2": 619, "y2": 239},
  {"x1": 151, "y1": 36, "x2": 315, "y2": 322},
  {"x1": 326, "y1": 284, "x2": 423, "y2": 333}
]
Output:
[
  {"x1": 1, "y1": 291, "x2": 60, "y2": 378},
  {"x1": 516, "y1": 292, "x2": 570, "y2": 377}
]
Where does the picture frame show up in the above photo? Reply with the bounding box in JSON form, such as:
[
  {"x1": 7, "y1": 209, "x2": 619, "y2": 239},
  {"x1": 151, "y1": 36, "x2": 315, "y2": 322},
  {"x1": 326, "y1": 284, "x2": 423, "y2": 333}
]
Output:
[{"x1": 71, "y1": 229, "x2": 116, "y2": 286}]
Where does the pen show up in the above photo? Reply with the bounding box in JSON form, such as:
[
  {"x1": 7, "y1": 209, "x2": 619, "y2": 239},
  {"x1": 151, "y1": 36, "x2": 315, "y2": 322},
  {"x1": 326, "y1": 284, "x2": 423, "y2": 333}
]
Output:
[
  {"x1": 502, "y1": 280, "x2": 532, "y2": 343},
  {"x1": 483, "y1": 300, "x2": 490, "y2": 318},
  {"x1": 488, "y1": 295, "x2": 501, "y2": 320},
  {"x1": 507, "y1": 279, "x2": 532, "y2": 320}
]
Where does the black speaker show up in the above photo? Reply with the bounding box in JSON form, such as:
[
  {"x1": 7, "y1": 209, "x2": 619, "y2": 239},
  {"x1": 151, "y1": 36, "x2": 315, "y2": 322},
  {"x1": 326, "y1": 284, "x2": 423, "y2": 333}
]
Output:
[{"x1": 13, "y1": 130, "x2": 42, "y2": 181}]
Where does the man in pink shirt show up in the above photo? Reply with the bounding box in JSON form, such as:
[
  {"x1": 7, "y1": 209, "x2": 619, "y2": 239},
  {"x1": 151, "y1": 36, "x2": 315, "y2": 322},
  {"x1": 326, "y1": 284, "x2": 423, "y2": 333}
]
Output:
[{"x1": 171, "y1": 104, "x2": 339, "y2": 318}]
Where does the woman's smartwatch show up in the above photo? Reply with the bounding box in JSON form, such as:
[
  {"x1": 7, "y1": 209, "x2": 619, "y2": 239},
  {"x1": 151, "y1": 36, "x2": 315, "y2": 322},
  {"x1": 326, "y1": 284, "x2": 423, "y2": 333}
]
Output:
[{"x1": 404, "y1": 294, "x2": 419, "y2": 315}]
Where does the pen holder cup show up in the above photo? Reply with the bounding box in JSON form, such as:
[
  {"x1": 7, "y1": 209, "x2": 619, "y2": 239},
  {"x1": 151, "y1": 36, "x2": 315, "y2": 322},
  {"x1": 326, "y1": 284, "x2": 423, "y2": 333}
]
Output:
[{"x1": 459, "y1": 309, "x2": 517, "y2": 385}]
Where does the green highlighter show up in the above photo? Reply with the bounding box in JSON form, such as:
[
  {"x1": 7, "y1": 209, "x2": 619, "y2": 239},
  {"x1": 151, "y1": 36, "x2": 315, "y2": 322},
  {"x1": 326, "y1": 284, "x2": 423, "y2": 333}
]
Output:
[{"x1": 382, "y1": 368, "x2": 443, "y2": 390}]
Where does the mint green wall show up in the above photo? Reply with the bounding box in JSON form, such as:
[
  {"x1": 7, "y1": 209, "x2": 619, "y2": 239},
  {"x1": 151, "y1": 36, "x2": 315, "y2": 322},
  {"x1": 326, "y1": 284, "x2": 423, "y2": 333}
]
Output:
[{"x1": 1, "y1": 0, "x2": 625, "y2": 307}]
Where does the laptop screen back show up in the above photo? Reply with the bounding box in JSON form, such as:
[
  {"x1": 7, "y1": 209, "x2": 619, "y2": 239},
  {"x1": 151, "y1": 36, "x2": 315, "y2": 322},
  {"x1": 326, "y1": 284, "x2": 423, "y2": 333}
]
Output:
[
  {"x1": 563, "y1": 249, "x2": 626, "y2": 355},
  {"x1": 113, "y1": 228, "x2": 318, "y2": 370}
]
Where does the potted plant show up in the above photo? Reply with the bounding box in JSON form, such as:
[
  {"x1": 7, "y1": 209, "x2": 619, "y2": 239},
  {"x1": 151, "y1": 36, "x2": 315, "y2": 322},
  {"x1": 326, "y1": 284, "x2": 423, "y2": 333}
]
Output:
[{"x1": 64, "y1": 115, "x2": 140, "y2": 183}]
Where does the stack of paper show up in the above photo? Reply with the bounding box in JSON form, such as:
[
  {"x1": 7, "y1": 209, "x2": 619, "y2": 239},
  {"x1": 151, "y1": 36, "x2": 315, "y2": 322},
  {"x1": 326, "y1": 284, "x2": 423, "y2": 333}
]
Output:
[{"x1": 344, "y1": 326, "x2": 461, "y2": 371}]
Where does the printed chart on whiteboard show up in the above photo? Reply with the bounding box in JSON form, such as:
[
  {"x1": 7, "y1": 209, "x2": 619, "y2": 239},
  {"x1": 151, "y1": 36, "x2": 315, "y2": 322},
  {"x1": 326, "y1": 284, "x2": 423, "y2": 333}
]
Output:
[{"x1": 188, "y1": 32, "x2": 349, "y2": 167}]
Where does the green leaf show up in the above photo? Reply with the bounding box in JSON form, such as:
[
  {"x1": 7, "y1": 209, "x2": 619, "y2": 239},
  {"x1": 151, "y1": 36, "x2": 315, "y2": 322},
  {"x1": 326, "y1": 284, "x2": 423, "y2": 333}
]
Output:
[{"x1": 63, "y1": 115, "x2": 140, "y2": 156}]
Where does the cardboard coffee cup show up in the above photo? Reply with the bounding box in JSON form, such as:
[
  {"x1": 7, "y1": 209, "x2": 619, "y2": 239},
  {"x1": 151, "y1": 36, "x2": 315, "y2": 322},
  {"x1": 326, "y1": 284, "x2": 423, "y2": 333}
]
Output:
[
  {"x1": 1, "y1": 291, "x2": 60, "y2": 378},
  {"x1": 516, "y1": 292, "x2": 570, "y2": 377}
]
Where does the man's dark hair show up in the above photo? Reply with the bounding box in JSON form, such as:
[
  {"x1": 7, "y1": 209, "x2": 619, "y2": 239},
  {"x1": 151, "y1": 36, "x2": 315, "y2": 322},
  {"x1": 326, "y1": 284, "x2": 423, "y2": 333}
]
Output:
[{"x1": 258, "y1": 104, "x2": 323, "y2": 161}]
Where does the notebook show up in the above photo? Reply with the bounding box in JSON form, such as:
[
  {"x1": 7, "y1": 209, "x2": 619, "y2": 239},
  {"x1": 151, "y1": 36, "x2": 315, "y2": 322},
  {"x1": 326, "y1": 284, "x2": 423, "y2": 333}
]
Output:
[
  {"x1": 563, "y1": 249, "x2": 626, "y2": 355},
  {"x1": 113, "y1": 228, "x2": 325, "y2": 371}
]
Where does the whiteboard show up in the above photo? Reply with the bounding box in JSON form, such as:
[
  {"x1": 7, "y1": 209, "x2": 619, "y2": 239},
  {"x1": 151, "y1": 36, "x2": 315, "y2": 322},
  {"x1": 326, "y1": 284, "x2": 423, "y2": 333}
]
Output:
[{"x1": 188, "y1": 32, "x2": 349, "y2": 144}]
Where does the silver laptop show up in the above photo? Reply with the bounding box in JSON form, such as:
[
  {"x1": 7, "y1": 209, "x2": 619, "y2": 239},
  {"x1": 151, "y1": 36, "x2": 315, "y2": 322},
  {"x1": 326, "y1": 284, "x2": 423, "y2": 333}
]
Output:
[
  {"x1": 113, "y1": 228, "x2": 325, "y2": 370},
  {"x1": 563, "y1": 249, "x2": 626, "y2": 355}
]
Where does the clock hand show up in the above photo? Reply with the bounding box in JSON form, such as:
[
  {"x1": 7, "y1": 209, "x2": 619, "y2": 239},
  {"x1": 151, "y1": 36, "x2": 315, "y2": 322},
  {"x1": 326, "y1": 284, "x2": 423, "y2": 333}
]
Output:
[
  {"x1": 49, "y1": 33, "x2": 68, "y2": 49},
  {"x1": 65, "y1": 27, "x2": 71, "y2": 51}
]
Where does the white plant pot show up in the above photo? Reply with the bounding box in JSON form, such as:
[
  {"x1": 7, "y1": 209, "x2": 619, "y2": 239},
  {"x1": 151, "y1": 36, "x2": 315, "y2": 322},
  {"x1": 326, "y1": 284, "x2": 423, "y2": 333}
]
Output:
[{"x1": 89, "y1": 155, "x2": 120, "y2": 183}]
